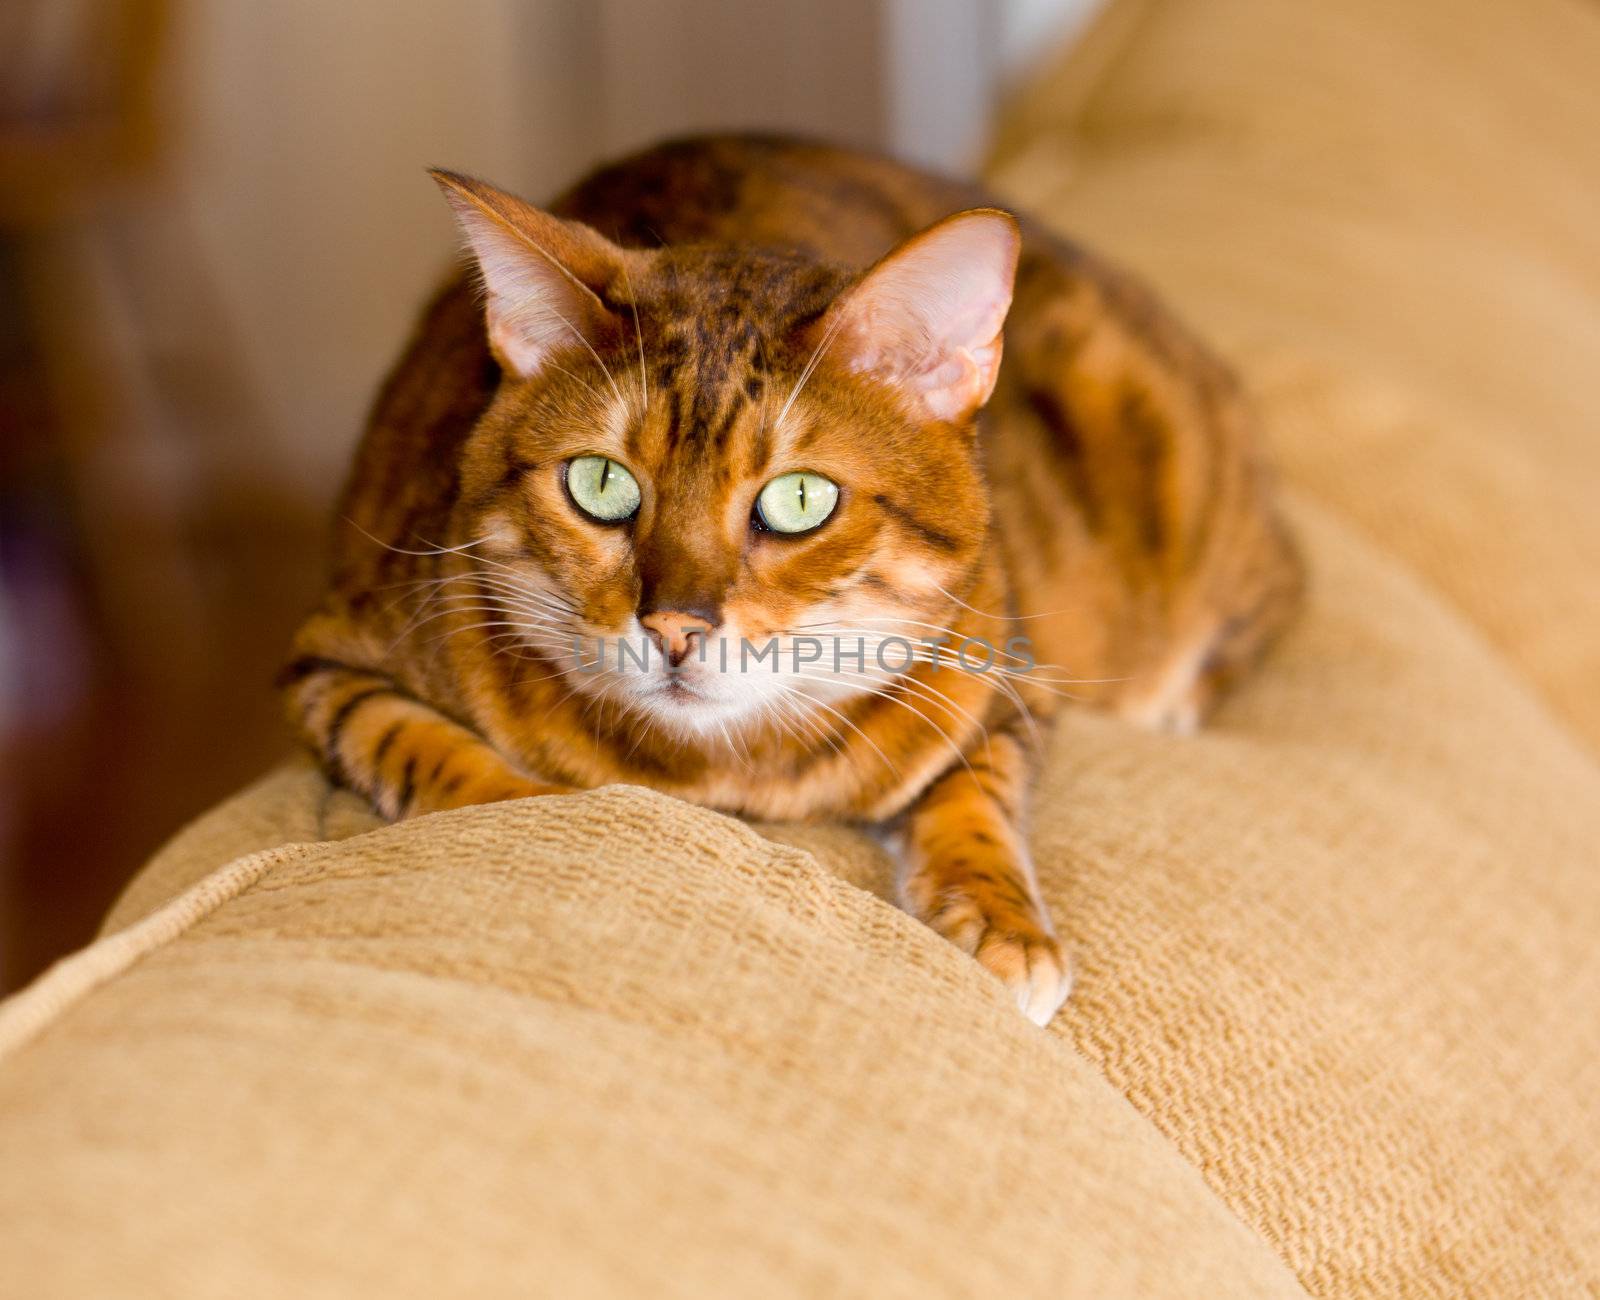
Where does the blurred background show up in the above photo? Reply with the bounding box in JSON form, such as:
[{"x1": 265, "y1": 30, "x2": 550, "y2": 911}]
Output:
[{"x1": 0, "y1": 0, "x2": 1102, "y2": 990}]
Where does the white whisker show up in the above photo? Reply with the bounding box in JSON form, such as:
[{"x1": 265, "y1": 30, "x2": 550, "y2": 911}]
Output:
[
  {"x1": 618, "y1": 253, "x2": 649, "y2": 412},
  {"x1": 773, "y1": 307, "x2": 848, "y2": 433}
]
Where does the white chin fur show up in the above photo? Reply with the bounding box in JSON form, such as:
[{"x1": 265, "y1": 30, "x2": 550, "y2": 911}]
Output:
[
  {"x1": 558, "y1": 615, "x2": 887, "y2": 744},
  {"x1": 626, "y1": 667, "x2": 865, "y2": 743}
]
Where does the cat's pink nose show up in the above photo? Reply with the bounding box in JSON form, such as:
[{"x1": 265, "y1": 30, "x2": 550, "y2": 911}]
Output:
[{"x1": 639, "y1": 610, "x2": 714, "y2": 668}]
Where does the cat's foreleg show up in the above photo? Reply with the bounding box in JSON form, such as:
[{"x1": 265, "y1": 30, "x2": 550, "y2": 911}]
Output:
[
  {"x1": 897, "y1": 725, "x2": 1071, "y2": 1026},
  {"x1": 280, "y1": 655, "x2": 569, "y2": 819}
]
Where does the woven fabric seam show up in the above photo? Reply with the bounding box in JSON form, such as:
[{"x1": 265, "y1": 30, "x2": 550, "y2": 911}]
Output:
[{"x1": 0, "y1": 841, "x2": 317, "y2": 1060}]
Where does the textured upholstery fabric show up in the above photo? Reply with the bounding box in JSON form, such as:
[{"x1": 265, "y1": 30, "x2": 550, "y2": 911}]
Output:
[
  {"x1": 3, "y1": 0, "x2": 1598, "y2": 1294},
  {"x1": 2, "y1": 776, "x2": 1304, "y2": 1299}
]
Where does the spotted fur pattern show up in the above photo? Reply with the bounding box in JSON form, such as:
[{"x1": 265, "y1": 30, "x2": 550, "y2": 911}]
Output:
[{"x1": 283, "y1": 136, "x2": 1302, "y2": 1024}]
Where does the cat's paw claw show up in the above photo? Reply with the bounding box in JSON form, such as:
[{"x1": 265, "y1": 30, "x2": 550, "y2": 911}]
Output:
[
  {"x1": 976, "y1": 927, "x2": 1073, "y2": 1026},
  {"x1": 927, "y1": 898, "x2": 1073, "y2": 1025}
]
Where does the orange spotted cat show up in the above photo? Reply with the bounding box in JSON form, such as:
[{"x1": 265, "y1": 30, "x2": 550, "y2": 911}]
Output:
[{"x1": 283, "y1": 135, "x2": 1301, "y2": 1025}]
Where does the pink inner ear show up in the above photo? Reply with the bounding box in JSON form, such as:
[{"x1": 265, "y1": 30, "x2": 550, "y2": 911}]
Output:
[
  {"x1": 434, "y1": 174, "x2": 624, "y2": 383},
  {"x1": 834, "y1": 211, "x2": 1020, "y2": 423},
  {"x1": 455, "y1": 214, "x2": 607, "y2": 380}
]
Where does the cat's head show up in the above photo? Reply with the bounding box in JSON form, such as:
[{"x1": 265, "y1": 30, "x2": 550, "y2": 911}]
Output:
[{"x1": 434, "y1": 170, "x2": 1019, "y2": 739}]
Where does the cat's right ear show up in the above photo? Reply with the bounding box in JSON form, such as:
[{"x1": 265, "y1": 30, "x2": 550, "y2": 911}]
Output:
[{"x1": 430, "y1": 169, "x2": 628, "y2": 381}]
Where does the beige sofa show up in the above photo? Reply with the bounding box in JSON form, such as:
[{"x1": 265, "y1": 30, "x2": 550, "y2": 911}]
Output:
[{"x1": 2, "y1": 0, "x2": 1597, "y2": 1294}]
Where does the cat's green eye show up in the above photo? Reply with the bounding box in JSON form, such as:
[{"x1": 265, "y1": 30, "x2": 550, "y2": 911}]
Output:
[
  {"x1": 755, "y1": 471, "x2": 840, "y2": 535},
  {"x1": 565, "y1": 455, "x2": 641, "y2": 523}
]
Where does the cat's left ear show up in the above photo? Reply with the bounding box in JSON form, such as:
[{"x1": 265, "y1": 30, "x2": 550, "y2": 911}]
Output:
[
  {"x1": 817, "y1": 208, "x2": 1021, "y2": 425},
  {"x1": 430, "y1": 168, "x2": 632, "y2": 381}
]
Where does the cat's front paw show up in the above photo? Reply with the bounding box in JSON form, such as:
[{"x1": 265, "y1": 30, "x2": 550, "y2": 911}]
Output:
[{"x1": 927, "y1": 895, "x2": 1073, "y2": 1026}]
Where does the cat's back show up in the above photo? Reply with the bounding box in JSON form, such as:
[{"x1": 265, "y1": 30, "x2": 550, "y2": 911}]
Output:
[{"x1": 551, "y1": 134, "x2": 995, "y2": 268}]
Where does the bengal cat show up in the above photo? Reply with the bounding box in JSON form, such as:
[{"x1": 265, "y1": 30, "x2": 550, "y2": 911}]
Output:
[{"x1": 282, "y1": 136, "x2": 1302, "y2": 1025}]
